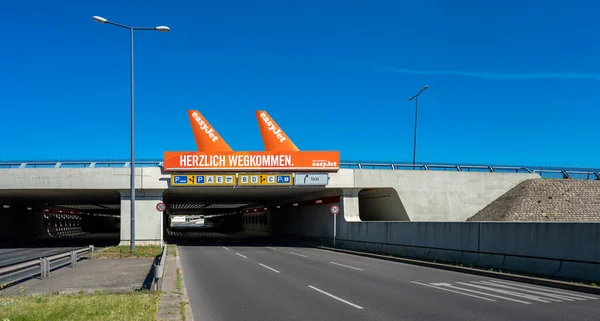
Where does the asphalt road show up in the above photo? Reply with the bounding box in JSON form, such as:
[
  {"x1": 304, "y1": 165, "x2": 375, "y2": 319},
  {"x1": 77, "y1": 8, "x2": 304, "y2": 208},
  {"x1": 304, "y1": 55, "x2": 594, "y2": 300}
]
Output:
[
  {"x1": 0, "y1": 247, "x2": 79, "y2": 268},
  {"x1": 179, "y1": 235, "x2": 600, "y2": 321}
]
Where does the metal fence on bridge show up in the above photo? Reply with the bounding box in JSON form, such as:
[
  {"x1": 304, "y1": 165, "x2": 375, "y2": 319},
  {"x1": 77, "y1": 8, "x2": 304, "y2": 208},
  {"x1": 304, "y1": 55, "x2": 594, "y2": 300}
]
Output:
[{"x1": 0, "y1": 160, "x2": 598, "y2": 180}]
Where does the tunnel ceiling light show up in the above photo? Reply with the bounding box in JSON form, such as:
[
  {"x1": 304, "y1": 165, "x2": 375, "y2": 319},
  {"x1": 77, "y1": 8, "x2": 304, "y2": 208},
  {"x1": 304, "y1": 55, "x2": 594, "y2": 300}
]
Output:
[
  {"x1": 26, "y1": 207, "x2": 33, "y2": 210},
  {"x1": 2, "y1": 205, "x2": 9, "y2": 208},
  {"x1": 293, "y1": 203, "x2": 298, "y2": 207},
  {"x1": 315, "y1": 200, "x2": 323, "y2": 203},
  {"x1": 276, "y1": 205, "x2": 281, "y2": 208}
]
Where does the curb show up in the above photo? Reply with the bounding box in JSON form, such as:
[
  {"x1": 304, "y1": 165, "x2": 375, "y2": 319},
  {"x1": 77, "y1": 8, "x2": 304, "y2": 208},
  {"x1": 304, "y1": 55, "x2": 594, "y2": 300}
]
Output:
[
  {"x1": 317, "y1": 246, "x2": 600, "y2": 295},
  {"x1": 174, "y1": 249, "x2": 194, "y2": 321}
]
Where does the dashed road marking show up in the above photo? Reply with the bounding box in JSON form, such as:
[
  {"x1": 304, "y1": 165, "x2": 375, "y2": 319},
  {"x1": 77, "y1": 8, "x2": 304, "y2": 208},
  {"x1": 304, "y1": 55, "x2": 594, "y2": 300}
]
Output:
[
  {"x1": 236, "y1": 253, "x2": 247, "y2": 259},
  {"x1": 289, "y1": 251, "x2": 307, "y2": 258},
  {"x1": 329, "y1": 262, "x2": 363, "y2": 271},
  {"x1": 308, "y1": 285, "x2": 364, "y2": 309},
  {"x1": 259, "y1": 263, "x2": 280, "y2": 273}
]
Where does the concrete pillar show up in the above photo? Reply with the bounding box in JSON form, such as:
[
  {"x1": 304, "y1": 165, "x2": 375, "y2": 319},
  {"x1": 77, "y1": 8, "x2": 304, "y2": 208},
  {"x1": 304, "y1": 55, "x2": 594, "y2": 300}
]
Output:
[
  {"x1": 119, "y1": 190, "x2": 165, "y2": 246},
  {"x1": 336, "y1": 188, "x2": 361, "y2": 242},
  {"x1": 341, "y1": 188, "x2": 361, "y2": 222}
]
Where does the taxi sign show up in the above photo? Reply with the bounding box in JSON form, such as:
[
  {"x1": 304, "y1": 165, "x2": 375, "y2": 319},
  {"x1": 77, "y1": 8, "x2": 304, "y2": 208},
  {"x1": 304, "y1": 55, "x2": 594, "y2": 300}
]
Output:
[
  {"x1": 237, "y1": 173, "x2": 293, "y2": 186},
  {"x1": 170, "y1": 174, "x2": 237, "y2": 186}
]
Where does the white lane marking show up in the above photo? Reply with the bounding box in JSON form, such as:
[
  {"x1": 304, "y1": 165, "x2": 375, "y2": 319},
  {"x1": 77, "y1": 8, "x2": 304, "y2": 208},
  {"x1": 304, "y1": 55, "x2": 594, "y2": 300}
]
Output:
[
  {"x1": 411, "y1": 282, "x2": 497, "y2": 302},
  {"x1": 236, "y1": 253, "x2": 247, "y2": 259},
  {"x1": 222, "y1": 247, "x2": 230, "y2": 251},
  {"x1": 259, "y1": 263, "x2": 280, "y2": 273},
  {"x1": 485, "y1": 280, "x2": 599, "y2": 300},
  {"x1": 266, "y1": 247, "x2": 277, "y2": 250},
  {"x1": 289, "y1": 251, "x2": 307, "y2": 258},
  {"x1": 476, "y1": 281, "x2": 583, "y2": 302},
  {"x1": 456, "y1": 282, "x2": 555, "y2": 303},
  {"x1": 430, "y1": 282, "x2": 531, "y2": 304},
  {"x1": 329, "y1": 262, "x2": 363, "y2": 271},
  {"x1": 308, "y1": 285, "x2": 364, "y2": 309}
]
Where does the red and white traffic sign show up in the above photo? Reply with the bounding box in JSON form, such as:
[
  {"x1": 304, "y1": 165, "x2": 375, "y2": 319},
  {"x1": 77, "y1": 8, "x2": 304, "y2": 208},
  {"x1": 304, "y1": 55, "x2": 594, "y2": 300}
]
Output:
[
  {"x1": 156, "y1": 202, "x2": 166, "y2": 212},
  {"x1": 330, "y1": 205, "x2": 340, "y2": 215}
]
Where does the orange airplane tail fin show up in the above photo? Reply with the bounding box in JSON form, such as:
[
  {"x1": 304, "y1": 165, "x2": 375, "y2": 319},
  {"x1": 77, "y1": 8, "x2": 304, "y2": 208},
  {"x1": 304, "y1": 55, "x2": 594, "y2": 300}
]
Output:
[
  {"x1": 188, "y1": 110, "x2": 233, "y2": 152},
  {"x1": 255, "y1": 110, "x2": 300, "y2": 152}
]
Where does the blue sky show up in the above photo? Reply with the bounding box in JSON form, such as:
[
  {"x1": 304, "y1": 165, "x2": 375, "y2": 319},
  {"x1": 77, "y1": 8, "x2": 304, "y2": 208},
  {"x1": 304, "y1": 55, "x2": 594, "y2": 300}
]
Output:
[{"x1": 1, "y1": 0, "x2": 599, "y2": 168}]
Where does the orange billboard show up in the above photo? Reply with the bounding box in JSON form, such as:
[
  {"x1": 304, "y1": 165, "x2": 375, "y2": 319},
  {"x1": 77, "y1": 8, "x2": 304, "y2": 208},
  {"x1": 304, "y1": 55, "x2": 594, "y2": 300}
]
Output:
[
  {"x1": 164, "y1": 151, "x2": 340, "y2": 172},
  {"x1": 164, "y1": 109, "x2": 340, "y2": 172}
]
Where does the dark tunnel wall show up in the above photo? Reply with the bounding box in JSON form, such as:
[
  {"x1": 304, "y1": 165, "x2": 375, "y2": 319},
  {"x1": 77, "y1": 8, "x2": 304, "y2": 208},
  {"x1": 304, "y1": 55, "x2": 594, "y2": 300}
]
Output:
[
  {"x1": 81, "y1": 216, "x2": 120, "y2": 233},
  {"x1": 0, "y1": 206, "x2": 47, "y2": 244}
]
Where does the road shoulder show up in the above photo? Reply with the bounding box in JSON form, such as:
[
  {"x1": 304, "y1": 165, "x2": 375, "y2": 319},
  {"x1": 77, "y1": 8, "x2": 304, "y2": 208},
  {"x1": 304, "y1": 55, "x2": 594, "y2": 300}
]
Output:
[
  {"x1": 317, "y1": 246, "x2": 600, "y2": 296},
  {"x1": 157, "y1": 245, "x2": 194, "y2": 321}
]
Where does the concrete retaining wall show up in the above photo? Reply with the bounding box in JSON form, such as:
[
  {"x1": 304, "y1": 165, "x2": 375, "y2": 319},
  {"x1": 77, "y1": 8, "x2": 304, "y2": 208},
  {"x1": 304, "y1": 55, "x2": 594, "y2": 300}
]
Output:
[
  {"x1": 242, "y1": 204, "x2": 600, "y2": 283},
  {"x1": 353, "y1": 170, "x2": 540, "y2": 221}
]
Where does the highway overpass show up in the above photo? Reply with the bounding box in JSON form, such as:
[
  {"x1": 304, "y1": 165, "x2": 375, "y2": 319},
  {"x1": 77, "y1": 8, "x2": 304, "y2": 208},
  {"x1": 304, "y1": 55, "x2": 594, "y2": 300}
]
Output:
[{"x1": 0, "y1": 160, "x2": 598, "y2": 283}]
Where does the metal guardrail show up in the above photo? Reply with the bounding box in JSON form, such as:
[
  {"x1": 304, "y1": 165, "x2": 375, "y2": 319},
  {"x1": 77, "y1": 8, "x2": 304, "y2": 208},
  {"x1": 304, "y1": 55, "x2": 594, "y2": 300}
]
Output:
[
  {"x1": 0, "y1": 160, "x2": 598, "y2": 180},
  {"x1": 151, "y1": 245, "x2": 167, "y2": 291},
  {"x1": 0, "y1": 246, "x2": 94, "y2": 289}
]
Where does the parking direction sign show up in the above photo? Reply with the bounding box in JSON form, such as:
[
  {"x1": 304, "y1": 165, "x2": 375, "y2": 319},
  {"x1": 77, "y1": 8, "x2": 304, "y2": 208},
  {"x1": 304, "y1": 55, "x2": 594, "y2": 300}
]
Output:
[
  {"x1": 172, "y1": 175, "x2": 189, "y2": 184},
  {"x1": 237, "y1": 173, "x2": 293, "y2": 186},
  {"x1": 170, "y1": 174, "x2": 236, "y2": 186}
]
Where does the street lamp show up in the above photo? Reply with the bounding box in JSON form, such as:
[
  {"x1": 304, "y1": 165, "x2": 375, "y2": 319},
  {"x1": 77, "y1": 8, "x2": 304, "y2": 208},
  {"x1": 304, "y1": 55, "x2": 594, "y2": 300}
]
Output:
[
  {"x1": 93, "y1": 16, "x2": 170, "y2": 252},
  {"x1": 408, "y1": 85, "x2": 429, "y2": 165}
]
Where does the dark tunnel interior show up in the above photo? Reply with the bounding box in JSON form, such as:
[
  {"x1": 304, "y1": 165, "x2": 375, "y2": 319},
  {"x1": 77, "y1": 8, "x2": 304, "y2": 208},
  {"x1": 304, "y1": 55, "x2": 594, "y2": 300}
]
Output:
[{"x1": 0, "y1": 189, "x2": 122, "y2": 249}]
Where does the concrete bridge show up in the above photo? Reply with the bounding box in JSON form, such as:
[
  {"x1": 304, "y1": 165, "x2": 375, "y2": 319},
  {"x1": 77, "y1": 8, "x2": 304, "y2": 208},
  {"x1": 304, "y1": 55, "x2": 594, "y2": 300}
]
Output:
[{"x1": 0, "y1": 160, "x2": 598, "y2": 282}]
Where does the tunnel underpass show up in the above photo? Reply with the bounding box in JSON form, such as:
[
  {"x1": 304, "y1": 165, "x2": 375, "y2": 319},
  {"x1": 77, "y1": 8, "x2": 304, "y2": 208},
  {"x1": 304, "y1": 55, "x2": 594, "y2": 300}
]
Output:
[
  {"x1": 162, "y1": 185, "x2": 411, "y2": 246},
  {"x1": 163, "y1": 187, "x2": 342, "y2": 244},
  {"x1": 0, "y1": 189, "x2": 121, "y2": 249}
]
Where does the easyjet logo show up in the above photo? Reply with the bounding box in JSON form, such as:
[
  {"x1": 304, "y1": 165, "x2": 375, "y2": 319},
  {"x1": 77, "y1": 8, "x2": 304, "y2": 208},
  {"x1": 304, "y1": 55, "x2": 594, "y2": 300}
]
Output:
[
  {"x1": 191, "y1": 112, "x2": 219, "y2": 142},
  {"x1": 259, "y1": 112, "x2": 286, "y2": 143}
]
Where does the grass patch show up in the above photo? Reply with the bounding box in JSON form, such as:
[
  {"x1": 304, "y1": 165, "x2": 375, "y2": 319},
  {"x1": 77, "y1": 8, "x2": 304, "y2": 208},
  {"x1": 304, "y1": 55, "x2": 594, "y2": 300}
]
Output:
[
  {"x1": 176, "y1": 267, "x2": 183, "y2": 291},
  {"x1": 180, "y1": 301, "x2": 188, "y2": 321},
  {"x1": 0, "y1": 291, "x2": 159, "y2": 321},
  {"x1": 94, "y1": 245, "x2": 162, "y2": 259}
]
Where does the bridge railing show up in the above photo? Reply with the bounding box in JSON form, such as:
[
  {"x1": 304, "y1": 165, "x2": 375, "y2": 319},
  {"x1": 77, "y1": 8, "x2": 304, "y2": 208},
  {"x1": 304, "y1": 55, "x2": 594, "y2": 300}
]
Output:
[{"x1": 0, "y1": 161, "x2": 598, "y2": 180}]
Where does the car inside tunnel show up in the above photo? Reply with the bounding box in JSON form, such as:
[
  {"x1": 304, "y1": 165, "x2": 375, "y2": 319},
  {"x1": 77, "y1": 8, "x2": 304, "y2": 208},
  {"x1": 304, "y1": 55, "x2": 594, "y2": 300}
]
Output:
[{"x1": 0, "y1": 189, "x2": 121, "y2": 249}]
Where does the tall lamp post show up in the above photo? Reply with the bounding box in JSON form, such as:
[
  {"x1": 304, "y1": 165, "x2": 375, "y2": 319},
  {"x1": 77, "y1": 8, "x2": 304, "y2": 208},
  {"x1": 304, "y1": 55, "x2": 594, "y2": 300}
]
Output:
[
  {"x1": 408, "y1": 85, "x2": 429, "y2": 165},
  {"x1": 92, "y1": 16, "x2": 170, "y2": 252}
]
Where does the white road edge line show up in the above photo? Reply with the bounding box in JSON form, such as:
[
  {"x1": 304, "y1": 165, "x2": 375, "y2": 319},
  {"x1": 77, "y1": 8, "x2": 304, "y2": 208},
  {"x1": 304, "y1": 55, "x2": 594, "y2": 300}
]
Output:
[
  {"x1": 236, "y1": 253, "x2": 247, "y2": 259},
  {"x1": 222, "y1": 247, "x2": 230, "y2": 251},
  {"x1": 308, "y1": 285, "x2": 364, "y2": 309},
  {"x1": 411, "y1": 282, "x2": 497, "y2": 302},
  {"x1": 259, "y1": 263, "x2": 280, "y2": 273},
  {"x1": 289, "y1": 251, "x2": 307, "y2": 258},
  {"x1": 329, "y1": 262, "x2": 363, "y2": 271}
]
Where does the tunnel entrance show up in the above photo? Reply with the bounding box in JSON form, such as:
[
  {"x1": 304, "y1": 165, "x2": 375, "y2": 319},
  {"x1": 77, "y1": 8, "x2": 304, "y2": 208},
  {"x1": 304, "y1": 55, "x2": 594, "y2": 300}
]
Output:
[
  {"x1": 358, "y1": 188, "x2": 410, "y2": 221},
  {"x1": 0, "y1": 189, "x2": 121, "y2": 249},
  {"x1": 162, "y1": 187, "x2": 341, "y2": 244}
]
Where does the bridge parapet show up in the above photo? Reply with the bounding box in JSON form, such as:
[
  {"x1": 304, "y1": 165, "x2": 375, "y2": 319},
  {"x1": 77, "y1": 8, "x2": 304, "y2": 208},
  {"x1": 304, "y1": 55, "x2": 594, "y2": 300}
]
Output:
[{"x1": 0, "y1": 161, "x2": 597, "y2": 180}]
